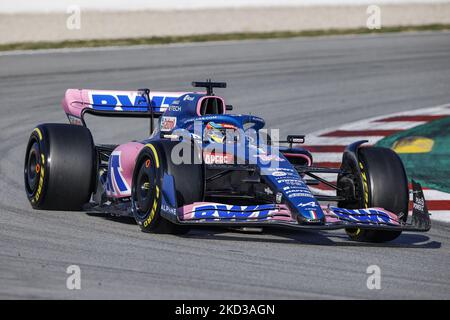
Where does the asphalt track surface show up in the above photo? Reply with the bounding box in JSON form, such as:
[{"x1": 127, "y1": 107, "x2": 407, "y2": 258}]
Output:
[{"x1": 1, "y1": 32, "x2": 450, "y2": 299}]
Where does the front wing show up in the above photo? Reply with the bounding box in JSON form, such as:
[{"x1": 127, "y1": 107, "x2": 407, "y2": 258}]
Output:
[
  {"x1": 170, "y1": 182, "x2": 431, "y2": 232},
  {"x1": 175, "y1": 204, "x2": 429, "y2": 232}
]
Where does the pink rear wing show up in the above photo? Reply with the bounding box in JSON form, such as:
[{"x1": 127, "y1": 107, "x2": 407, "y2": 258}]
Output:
[{"x1": 62, "y1": 88, "x2": 189, "y2": 125}]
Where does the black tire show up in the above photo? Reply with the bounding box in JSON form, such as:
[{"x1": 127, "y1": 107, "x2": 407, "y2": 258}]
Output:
[
  {"x1": 340, "y1": 146, "x2": 409, "y2": 242},
  {"x1": 24, "y1": 124, "x2": 96, "y2": 210},
  {"x1": 131, "y1": 140, "x2": 204, "y2": 234}
]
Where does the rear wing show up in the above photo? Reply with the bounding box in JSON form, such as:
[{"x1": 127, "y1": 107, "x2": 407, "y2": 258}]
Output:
[{"x1": 62, "y1": 88, "x2": 189, "y2": 127}]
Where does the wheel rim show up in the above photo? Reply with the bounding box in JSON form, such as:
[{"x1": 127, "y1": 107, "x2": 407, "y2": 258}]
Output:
[
  {"x1": 25, "y1": 140, "x2": 41, "y2": 196},
  {"x1": 134, "y1": 157, "x2": 156, "y2": 218}
]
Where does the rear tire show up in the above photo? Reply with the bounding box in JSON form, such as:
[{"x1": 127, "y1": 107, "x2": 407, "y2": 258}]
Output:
[
  {"x1": 24, "y1": 124, "x2": 95, "y2": 210},
  {"x1": 339, "y1": 146, "x2": 409, "y2": 242},
  {"x1": 131, "y1": 140, "x2": 204, "y2": 234}
]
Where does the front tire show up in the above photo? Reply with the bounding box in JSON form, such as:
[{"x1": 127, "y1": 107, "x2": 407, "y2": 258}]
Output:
[
  {"x1": 131, "y1": 140, "x2": 204, "y2": 234},
  {"x1": 339, "y1": 146, "x2": 409, "y2": 242},
  {"x1": 24, "y1": 124, "x2": 95, "y2": 210}
]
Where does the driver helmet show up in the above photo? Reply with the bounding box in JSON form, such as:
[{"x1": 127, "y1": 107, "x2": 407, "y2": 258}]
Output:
[{"x1": 204, "y1": 122, "x2": 238, "y2": 143}]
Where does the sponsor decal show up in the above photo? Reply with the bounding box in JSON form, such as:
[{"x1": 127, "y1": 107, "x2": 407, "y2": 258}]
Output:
[
  {"x1": 264, "y1": 167, "x2": 297, "y2": 178},
  {"x1": 161, "y1": 116, "x2": 177, "y2": 132},
  {"x1": 265, "y1": 167, "x2": 295, "y2": 172},
  {"x1": 192, "y1": 204, "x2": 278, "y2": 220},
  {"x1": 359, "y1": 162, "x2": 369, "y2": 208},
  {"x1": 200, "y1": 116, "x2": 219, "y2": 122},
  {"x1": 33, "y1": 153, "x2": 45, "y2": 203},
  {"x1": 183, "y1": 95, "x2": 195, "y2": 101},
  {"x1": 288, "y1": 192, "x2": 315, "y2": 199},
  {"x1": 277, "y1": 179, "x2": 303, "y2": 186},
  {"x1": 285, "y1": 188, "x2": 311, "y2": 195},
  {"x1": 252, "y1": 116, "x2": 265, "y2": 123},
  {"x1": 143, "y1": 185, "x2": 160, "y2": 227},
  {"x1": 89, "y1": 92, "x2": 147, "y2": 111},
  {"x1": 168, "y1": 105, "x2": 181, "y2": 112},
  {"x1": 413, "y1": 196, "x2": 425, "y2": 212},
  {"x1": 106, "y1": 151, "x2": 131, "y2": 196},
  {"x1": 88, "y1": 92, "x2": 178, "y2": 112},
  {"x1": 161, "y1": 204, "x2": 177, "y2": 216},
  {"x1": 141, "y1": 145, "x2": 161, "y2": 227},
  {"x1": 151, "y1": 96, "x2": 179, "y2": 110},
  {"x1": 331, "y1": 207, "x2": 395, "y2": 225},
  {"x1": 254, "y1": 154, "x2": 285, "y2": 162},
  {"x1": 203, "y1": 151, "x2": 234, "y2": 164}
]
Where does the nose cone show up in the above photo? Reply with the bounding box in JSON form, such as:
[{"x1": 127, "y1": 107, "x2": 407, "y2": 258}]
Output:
[{"x1": 296, "y1": 206, "x2": 325, "y2": 224}]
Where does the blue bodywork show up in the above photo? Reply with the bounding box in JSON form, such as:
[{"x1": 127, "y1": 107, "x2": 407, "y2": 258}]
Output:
[{"x1": 147, "y1": 92, "x2": 325, "y2": 224}]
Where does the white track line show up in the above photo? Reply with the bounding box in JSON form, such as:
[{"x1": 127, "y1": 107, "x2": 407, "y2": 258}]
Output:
[
  {"x1": 305, "y1": 136, "x2": 384, "y2": 145},
  {"x1": 312, "y1": 153, "x2": 342, "y2": 163},
  {"x1": 337, "y1": 121, "x2": 426, "y2": 130},
  {"x1": 309, "y1": 173, "x2": 339, "y2": 181},
  {"x1": 429, "y1": 211, "x2": 450, "y2": 223},
  {"x1": 421, "y1": 189, "x2": 450, "y2": 200}
]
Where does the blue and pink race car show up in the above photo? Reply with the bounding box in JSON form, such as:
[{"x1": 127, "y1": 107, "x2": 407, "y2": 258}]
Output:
[{"x1": 24, "y1": 81, "x2": 431, "y2": 242}]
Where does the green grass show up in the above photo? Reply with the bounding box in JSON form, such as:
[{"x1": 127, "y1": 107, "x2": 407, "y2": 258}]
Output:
[{"x1": 1, "y1": 24, "x2": 450, "y2": 52}]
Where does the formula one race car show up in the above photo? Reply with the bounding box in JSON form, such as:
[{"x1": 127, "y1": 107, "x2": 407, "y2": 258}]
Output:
[{"x1": 24, "y1": 80, "x2": 431, "y2": 242}]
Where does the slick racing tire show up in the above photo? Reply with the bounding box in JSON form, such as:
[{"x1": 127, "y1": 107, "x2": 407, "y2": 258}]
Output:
[
  {"x1": 339, "y1": 146, "x2": 409, "y2": 243},
  {"x1": 24, "y1": 124, "x2": 96, "y2": 210},
  {"x1": 131, "y1": 140, "x2": 204, "y2": 234}
]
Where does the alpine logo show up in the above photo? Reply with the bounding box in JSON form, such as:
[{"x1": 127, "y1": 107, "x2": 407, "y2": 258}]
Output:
[{"x1": 297, "y1": 201, "x2": 318, "y2": 208}]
